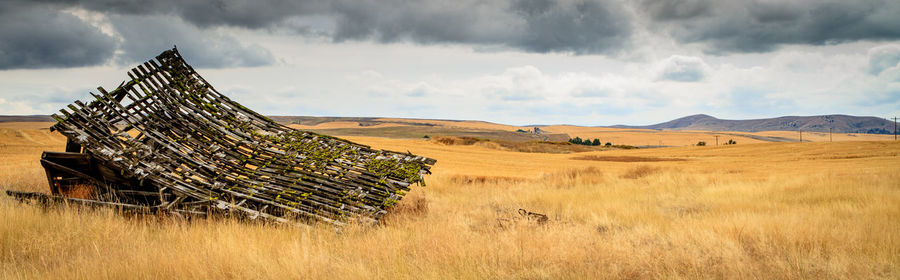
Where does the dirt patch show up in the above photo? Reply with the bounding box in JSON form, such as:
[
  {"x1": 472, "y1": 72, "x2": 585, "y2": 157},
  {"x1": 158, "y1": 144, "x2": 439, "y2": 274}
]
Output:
[
  {"x1": 493, "y1": 141, "x2": 605, "y2": 154},
  {"x1": 573, "y1": 155, "x2": 686, "y2": 162},
  {"x1": 823, "y1": 155, "x2": 873, "y2": 160},
  {"x1": 432, "y1": 136, "x2": 487, "y2": 145}
]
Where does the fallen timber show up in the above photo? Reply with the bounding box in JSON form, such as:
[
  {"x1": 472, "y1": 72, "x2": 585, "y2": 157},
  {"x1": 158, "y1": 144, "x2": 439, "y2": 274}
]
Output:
[{"x1": 9, "y1": 47, "x2": 435, "y2": 227}]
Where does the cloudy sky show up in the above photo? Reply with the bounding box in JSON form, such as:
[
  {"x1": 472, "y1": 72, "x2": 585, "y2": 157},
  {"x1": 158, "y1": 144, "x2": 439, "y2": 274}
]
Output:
[{"x1": 1, "y1": 0, "x2": 898, "y2": 126}]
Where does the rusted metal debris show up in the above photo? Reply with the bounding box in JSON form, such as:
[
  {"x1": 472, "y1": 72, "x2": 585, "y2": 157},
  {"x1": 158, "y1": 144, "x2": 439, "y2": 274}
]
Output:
[{"x1": 6, "y1": 47, "x2": 435, "y2": 227}]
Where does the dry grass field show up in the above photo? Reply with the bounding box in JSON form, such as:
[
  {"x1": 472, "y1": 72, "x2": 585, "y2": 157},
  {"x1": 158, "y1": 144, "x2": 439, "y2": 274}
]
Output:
[
  {"x1": 286, "y1": 118, "x2": 893, "y2": 147},
  {"x1": 2, "y1": 121, "x2": 899, "y2": 279}
]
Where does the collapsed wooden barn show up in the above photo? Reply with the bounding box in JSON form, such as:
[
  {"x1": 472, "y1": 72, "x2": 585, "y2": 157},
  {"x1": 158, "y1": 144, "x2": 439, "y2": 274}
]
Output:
[{"x1": 6, "y1": 48, "x2": 435, "y2": 226}]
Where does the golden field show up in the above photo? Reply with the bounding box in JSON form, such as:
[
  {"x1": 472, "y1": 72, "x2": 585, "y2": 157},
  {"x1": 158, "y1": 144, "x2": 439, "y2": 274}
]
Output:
[
  {"x1": 1, "y1": 121, "x2": 899, "y2": 279},
  {"x1": 286, "y1": 119, "x2": 894, "y2": 147}
]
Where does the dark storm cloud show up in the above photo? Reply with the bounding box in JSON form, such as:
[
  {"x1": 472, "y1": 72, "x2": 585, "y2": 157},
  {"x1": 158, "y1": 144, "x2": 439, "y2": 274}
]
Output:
[
  {"x1": 0, "y1": 2, "x2": 116, "y2": 69},
  {"x1": 0, "y1": 0, "x2": 633, "y2": 70},
  {"x1": 328, "y1": 0, "x2": 633, "y2": 55},
  {"x1": 111, "y1": 15, "x2": 274, "y2": 68},
  {"x1": 328, "y1": 1, "x2": 517, "y2": 44},
  {"x1": 639, "y1": 0, "x2": 712, "y2": 21},
  {"x1": 0, "y1": 1, "x2": 275, "y2": 69},
  {"x1": 64, "y1": 0, "x2": 899, "y2": 55},
  {"x1": 60, "y1": 0, "x2": 328, "y2": 29},
  {"x1": 511, "y1": 0, "x2": 631, "y2": 54},
  {"x1": 40, "y1": 0, "x2": 634, "y2": 56},
  {"x1": 639, "y1": 0, "x2": 900, "y2": 53},
  {"x1": 8, "y1": 0, "x2": 900, "y2": 71}
]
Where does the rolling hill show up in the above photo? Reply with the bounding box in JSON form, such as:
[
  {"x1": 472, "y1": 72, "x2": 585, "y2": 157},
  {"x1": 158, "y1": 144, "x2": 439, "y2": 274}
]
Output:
[
  {"x1": 2, "y1": 114, "x2": 895, "y2": 146},
  {"x1": 0, "y1": 115, "x2": 54, "y2": 122},
  {"x1": 613, "y1": 114, "x2": 895, "y2": 134}
]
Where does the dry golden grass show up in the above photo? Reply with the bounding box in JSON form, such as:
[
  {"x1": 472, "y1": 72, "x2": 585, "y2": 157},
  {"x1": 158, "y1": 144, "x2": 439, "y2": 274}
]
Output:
[
  {"x1": 752, "y1": 130, "x2": 894, "y2": 142},
  {"x1": 1, "y1": 123, "x2": 899, "y2": 279}
]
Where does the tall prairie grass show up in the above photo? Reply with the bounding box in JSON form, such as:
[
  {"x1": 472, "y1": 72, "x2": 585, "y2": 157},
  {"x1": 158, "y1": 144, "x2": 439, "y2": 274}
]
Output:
[{"x1": 1, "y1": 126, "x2": 898, "y2": 279}]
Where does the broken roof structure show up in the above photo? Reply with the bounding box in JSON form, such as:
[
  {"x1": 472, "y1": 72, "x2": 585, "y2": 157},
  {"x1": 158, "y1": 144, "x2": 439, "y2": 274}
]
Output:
[{"x1": 12, "y1": 48, "x2": 434, "y2": 226}]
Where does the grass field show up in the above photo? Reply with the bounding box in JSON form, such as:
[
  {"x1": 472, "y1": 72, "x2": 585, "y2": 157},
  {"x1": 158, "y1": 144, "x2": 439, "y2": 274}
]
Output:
[
  {"x1": 286, "y1": 119, "x2": 894, "y2": 147},
  {"x1": 1, "y1": 122, "x2": 899, "y2": 279}
]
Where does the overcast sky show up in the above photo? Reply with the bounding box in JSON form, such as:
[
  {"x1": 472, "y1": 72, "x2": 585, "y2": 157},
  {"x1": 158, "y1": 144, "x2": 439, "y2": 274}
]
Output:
[{"x1": 1, "y1": 0, "x2": 898, "y2": 126}]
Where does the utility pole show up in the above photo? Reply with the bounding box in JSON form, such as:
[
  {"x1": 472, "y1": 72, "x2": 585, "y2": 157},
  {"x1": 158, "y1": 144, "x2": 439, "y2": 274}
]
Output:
[
  {"x1": 715, "y1": 135, "x2": 719, "y2": 146},
  {"x1": 829, "y1": 127, "x2": 832, "y2": 142},
  {"x1": 799, "y1": 130, "x2": 802, "y2": 143},
  {"x1": 893, "y1": 117, "x2": 897, "y2": 141}
]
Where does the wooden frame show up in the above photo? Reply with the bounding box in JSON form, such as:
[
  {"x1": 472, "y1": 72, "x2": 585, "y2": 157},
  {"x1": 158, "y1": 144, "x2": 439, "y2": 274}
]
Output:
[{"x1": 20, "y1": 47, "x2": 435, "y2": 227}]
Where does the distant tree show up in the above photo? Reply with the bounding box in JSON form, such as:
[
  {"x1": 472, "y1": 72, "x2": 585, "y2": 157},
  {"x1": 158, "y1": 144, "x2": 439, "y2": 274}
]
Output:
[
  {"x1": 605, "y1": 142, "x2": 612, "y2": 146},
  {"x1": 569, "y1": 137, "x2": 583, "y2": 145},
  {"x1": 697, "y1": 141, "x2": 706, "y2": 146},
  {"x1": 866, "y1": 128, "x2": 891, "y2": 134},
  {"x1": 423, "y1": 135, "x2": 430, "y2": 139},
  {"x1": 725, "y1": 139, "x2": 736, "y2": 145},
  {"x1": 569, "y1": 137, "x2": 599, "y2": 146}
]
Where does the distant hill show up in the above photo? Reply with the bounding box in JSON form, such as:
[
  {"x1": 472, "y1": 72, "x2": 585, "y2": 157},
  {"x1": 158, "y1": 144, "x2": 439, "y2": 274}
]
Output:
[
  {"x1": 3, "y1": 114, "x2": 895, "y2": 135},
  {"x1": 0, "y1": 115, "x2": 54, "y2": 122},
  {"x1": 269, "y1": 116, "x2": 443, "y2": 127},
  {"x1": 0, "y1": 115, "x2": 476, "y2": 128},
  {"x1": 613, "y1": 114, "x2": 895, "y2": 134}
]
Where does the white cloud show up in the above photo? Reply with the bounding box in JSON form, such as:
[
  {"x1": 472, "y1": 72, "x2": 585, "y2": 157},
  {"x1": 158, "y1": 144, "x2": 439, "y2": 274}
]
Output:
[
  {"x1": 656, "y1": 55, "x2": 710, "y2": 82},
  {"x1": 62, "y1": 7, "x2": 120, "y2": 40},
  {"x1": 868, "y1": 44, "x2": 900, "y2": 75}
]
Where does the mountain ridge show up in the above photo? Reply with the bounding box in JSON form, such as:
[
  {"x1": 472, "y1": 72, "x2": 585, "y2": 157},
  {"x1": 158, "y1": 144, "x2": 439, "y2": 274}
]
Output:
[{"x1": 612, "y1": 114, "x2": 895, "y2": 134}]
